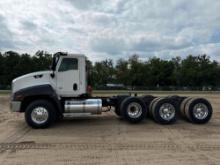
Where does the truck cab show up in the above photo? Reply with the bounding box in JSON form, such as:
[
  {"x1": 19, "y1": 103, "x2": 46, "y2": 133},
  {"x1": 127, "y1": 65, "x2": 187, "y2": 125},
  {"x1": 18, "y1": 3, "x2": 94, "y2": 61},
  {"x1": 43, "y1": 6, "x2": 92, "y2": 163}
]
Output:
[
  {"x1": 12, "y1": 53, "x2": 87, "y2": 98},
  {"x1": 11, "y1": 53, "x2": 103, "y2": 128},
  {"x1": 52, "y1": 53, "x2": 87, "y2": 97}
]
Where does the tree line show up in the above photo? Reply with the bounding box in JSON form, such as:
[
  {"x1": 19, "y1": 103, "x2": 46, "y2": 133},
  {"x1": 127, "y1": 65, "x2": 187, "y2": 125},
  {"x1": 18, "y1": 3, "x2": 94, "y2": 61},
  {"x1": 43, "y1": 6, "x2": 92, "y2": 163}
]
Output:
[{"x1": 0, "y1": 51, "x2": 220, "y2": 90}]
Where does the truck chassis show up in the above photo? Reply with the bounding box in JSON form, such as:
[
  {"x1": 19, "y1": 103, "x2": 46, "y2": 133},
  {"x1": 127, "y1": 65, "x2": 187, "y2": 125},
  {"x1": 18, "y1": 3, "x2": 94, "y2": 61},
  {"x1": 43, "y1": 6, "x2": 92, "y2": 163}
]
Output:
[{"x1": 12, "y1": 91, "x2": 212, "y2": 128}]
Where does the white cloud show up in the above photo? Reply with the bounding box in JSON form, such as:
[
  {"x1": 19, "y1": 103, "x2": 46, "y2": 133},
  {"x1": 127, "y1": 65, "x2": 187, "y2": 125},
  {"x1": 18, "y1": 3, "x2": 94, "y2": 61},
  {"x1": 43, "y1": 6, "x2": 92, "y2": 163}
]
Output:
[{"x1": 0, "y1": 0, "x2": 220, "y2": 61}]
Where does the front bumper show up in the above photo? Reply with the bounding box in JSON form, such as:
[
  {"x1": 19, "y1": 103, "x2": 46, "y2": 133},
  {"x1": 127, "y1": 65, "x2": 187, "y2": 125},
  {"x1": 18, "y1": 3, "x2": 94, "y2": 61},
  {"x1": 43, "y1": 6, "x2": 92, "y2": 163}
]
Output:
[{"x1": 10, "y1": 101, "x2": 21, "y2": 112}]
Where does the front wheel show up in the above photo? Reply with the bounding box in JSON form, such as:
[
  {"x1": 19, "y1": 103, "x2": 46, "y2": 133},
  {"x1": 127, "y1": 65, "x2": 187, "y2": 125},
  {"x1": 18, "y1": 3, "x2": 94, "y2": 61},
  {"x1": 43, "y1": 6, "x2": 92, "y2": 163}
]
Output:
[{"x1": 25, "y1": 100, "x2": 56, "y2": 128}]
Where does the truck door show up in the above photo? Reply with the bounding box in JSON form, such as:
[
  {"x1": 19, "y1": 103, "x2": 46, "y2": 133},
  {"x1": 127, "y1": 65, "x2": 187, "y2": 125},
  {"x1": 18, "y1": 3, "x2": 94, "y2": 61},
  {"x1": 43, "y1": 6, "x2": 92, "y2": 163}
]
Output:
[{"x1": 56, "y1": 57, "x2": 80, "y2": 97}]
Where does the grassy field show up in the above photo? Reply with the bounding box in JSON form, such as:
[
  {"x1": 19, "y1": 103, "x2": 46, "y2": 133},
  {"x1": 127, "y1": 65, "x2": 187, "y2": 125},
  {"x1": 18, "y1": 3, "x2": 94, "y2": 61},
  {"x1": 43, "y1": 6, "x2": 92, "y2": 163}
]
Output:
[
  {"x1": 0, "y1": 90, "x2": 10, "y2": 95},
  {"x1": 92, "y1": 90, "x2": 220, "y2": 95},
  {"x1": 1, "y1": 90, "x2": 220, "y2": 96}
]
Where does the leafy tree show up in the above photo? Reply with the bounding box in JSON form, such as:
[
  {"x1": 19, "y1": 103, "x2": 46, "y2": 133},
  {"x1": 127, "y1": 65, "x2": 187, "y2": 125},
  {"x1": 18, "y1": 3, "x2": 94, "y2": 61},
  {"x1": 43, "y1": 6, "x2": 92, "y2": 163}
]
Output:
[
  {"x1": 0, "y1": 50, "x2": 219, "y2": 90},
  {"x1": 128, "y1": 55, "x2": 146, "y2": 89},
  {"x1": 115, "y1": 58, "x2": 130, "y2": 86},
  {"x1": 92, "y1": 59, "x2": 115, "y2": 88},
  {"x1": 86, "y1": 59, "x2": 93, "y2": 86},
  {"x1": 147, "y1": 57, "x2": 174, "y2": 88},
  {"x1": 32, "y1": 51, "x2": 52, "y2": 71},
  {"x1": 1, "y1": 51, "x2": 20, "y2": 87},
  {"x1": 179, "y1": 54, "x2": 219, "y2": 89},
  {"x1": 171, "y1": 56, "x2": 181, "y2": 88},
  {"x1": 0, "y1": 52, "x2": 4, "y2": 88}
]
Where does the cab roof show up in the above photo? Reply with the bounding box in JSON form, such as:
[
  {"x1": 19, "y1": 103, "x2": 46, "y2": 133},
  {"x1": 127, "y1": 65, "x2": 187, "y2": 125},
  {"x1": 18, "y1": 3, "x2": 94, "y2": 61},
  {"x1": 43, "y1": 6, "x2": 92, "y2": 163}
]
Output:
[{"x1": 54, "y1": 52, "x2": 85, "y2": 58}]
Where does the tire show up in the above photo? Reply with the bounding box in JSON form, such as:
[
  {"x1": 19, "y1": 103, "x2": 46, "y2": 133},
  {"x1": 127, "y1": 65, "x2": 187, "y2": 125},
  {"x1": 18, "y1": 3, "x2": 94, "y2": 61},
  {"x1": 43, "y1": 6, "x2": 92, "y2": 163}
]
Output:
[
  {"x1": 151, "y1": 98, "x2": 177, "y2": 124},
  {"x1": 55, "y1": 112, "x2": 64, "y2": 121},
  {"x1": 120, "y1": 97, "x2": 147, "y2": 123},
  {"x1": 180, "y1": 97, "x2": 193, "y2": 117},
  {"x1": 141, "y1": 95, "x2": 155, "y2": 105},
  {"x1": 141, "y1": 95, "x2": 155, "y2": 117},
  {"x1": 114, "y1": 95, "x2": 129, "y2": 117},
  {"x1": 184, "y1": 98, "x2": 213, "y2": 124},
  {"x1": 114, "y1": 106, "x2": 121, "y2": 117},
  {"x1": 149, "y1": 97, "x2": 161, "y2": 118},
  {"x1": 25, "y1": 100, "x2": 56, "y2": 128},
  {"x1": 167, "y1": 95, "x2": 179, "y2": 99}
]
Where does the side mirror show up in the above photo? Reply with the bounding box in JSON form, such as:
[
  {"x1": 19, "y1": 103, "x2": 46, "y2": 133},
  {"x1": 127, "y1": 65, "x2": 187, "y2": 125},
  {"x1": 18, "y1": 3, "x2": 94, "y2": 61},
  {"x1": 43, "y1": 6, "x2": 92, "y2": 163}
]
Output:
[
  {"x1": 50, "y1": 56, "x2": 57, "y2": 78},
  {"x1": 51, "y1": 55, "x2": 58, "y2": 71},
  {"x1": 50, "y1": 72, "x2": 55, "y2": 78},
  {"x1": 51, "y1": 61, "x2": 56, "y2": 71}
]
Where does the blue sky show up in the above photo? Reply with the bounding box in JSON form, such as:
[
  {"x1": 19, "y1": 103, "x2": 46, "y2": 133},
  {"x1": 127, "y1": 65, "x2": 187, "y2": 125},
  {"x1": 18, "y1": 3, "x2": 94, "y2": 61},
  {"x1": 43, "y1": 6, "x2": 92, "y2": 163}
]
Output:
[{"x1": 0, "y1": 0, "x2": 220, "y2": 61}]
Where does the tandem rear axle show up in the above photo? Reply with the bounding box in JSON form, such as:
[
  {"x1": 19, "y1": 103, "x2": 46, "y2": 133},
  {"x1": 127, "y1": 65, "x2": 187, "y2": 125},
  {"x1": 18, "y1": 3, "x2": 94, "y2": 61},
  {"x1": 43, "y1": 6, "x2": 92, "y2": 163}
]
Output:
[{"x1": 100, "y1": 95, "x2": 212, "y2": 124}]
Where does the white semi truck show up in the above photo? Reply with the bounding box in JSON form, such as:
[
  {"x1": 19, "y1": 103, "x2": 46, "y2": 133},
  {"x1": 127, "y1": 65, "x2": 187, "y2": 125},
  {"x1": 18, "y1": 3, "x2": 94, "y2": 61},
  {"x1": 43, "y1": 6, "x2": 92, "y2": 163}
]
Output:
[{"x1": 10, "y1": 52, "x2": 213, "y2": 128}]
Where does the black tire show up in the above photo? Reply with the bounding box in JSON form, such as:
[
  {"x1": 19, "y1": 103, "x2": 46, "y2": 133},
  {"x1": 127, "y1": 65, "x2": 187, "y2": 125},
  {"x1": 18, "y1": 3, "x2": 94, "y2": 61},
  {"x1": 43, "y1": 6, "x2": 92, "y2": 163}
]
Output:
[
  {"x1": 167, "y1": 95, "x2": 179, "y2": 99},
  {"x1": 114, "y1": 106, "x2": 121, "y2": 117},
  {"x1": 25, "y1": 100, "x2": 56, "y2": 128},
  {"x1": 114, "y1": 95, "x2": 129, "y2": 117},
  {"x1": 180, "y1": 97, "x2": 193, "y2": 117},
  {"x1": 149, "y1": 97, "x2": 161, "y2": 118},
  {"x1": 184, "y1": 98, "x2": 213, "y2": 124},
  {"x1": 141, "y1": 95, "x2": 155, "y2": 104},
  {"x1": 141, "y1": 95, "x2": 155, "y2": 117},
  {"x1": 55, "y1": 112, "x2": 64, "y2": 121},
  {"x1": 120, "y1": 97, "x2": 147, "y2": 123},
  {"x1": 151, "y1": 98, "x2": 177, "y2": 124}
]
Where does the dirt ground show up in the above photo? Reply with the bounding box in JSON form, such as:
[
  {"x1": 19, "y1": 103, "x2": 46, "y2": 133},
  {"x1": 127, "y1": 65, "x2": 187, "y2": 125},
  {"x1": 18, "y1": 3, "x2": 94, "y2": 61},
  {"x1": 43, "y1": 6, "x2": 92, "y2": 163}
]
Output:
[{"x1": 0, "y1": 93, "x2": 220, "y2": 165}]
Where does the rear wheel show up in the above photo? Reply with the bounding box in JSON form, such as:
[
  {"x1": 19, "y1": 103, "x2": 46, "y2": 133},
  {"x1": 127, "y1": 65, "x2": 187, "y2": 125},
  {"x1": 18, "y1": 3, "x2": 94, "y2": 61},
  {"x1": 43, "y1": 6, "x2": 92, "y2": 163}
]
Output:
[
  {"x1": 141, "y1": 95, "x2": 155, "y2": 105},
  {"x1": 151, "y1": 98, "x2": 177, "y2": 124},
  {"x1": 114, "y1": 106, "x2": 121, "y2": 117},
  {"x1": 25, "y1": 100, "x2": 56, "y2": 128},
  {"x1": 167, "y1": 95, "x2": 179, "y2": 99},
  {"x1": 185, "y1": 98, "x2": 212, "y2": 124},
  {"x1": 120, "y1": 97, "x2": 147, "y2": 123},
  {"x1": 141, "y1": 95, "x2": 155, "y2": 117},
  {"x1": 114, "y1": 95, "x2": 129, "y2": 117},
  {"x1": 180, "y1": 97, "x2": 192, "y2": 117},
  {"x1": 149, "y1": 97, "x2": 161, "y2": 117}
]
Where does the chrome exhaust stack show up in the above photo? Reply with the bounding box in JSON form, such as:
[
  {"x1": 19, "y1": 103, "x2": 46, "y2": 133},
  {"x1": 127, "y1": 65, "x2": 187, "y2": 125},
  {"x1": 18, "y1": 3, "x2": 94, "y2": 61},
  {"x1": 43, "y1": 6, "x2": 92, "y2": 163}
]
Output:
[{"x1": 64, "y1": 99, "x2": 102, "y2": 114}]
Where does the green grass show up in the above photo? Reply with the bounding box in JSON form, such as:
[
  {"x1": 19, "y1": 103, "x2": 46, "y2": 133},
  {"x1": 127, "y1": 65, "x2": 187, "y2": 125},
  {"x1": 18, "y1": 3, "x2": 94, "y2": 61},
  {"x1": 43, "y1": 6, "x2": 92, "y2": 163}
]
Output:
[
  {"x1": 93, "y1": 90, "x2": 220, "y2": 97},
  {"x1": 93, "y1": 90, "x2": 220, "y2": 94},
  {"x1": 0, "y1": 90, "x2": 11, "y2": 95},
  {"x1": 1, "y1": 90, "x2": 220, "y2": 96}
]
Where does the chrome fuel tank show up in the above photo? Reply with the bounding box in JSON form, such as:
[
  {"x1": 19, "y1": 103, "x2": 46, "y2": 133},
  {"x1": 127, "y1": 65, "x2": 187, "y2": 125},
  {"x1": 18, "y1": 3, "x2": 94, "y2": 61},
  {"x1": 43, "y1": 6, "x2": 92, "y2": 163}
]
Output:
[{"x1": 64, "y1": 99, "x2": 102, "y2": 114}]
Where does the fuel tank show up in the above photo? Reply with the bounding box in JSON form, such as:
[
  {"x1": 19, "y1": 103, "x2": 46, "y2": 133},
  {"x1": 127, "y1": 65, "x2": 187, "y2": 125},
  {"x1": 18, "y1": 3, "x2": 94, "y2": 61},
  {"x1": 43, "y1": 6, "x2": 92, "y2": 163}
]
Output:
[{"x1": 64, "y1": 99, "x2": 102, "y2": 114}]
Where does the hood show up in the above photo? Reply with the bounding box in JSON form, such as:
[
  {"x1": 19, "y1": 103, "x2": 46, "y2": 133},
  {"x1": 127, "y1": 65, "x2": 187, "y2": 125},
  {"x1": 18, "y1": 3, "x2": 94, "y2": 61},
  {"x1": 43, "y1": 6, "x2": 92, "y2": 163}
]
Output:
[{"x1": 12, "y1": 70, "x2": 55, "y2": 93}]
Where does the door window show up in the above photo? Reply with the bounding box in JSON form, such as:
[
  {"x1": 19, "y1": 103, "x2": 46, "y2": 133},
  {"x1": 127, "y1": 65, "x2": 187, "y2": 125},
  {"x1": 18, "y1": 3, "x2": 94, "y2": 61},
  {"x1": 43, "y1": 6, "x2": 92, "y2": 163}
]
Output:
[{"x1": 58, "y1": 58, "x2": 78, "y2": 72}]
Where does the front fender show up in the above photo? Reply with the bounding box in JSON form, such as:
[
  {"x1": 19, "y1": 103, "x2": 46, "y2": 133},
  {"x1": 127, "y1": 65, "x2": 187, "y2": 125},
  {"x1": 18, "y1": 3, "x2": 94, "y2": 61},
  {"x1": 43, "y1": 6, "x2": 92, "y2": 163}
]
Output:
[{"x1": 12, "y1": 84, "x2": 63, "y2": 113}]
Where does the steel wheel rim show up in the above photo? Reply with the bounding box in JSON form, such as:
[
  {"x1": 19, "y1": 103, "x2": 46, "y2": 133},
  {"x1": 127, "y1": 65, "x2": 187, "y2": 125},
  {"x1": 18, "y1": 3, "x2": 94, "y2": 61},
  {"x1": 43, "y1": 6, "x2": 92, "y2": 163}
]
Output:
[
  {"x1": 193, "y1": 103, "x2": 209, "y2": 120},
  {"x1": 31, "y1": 107, "x2": 49, "y2": 124},
  {"x1": 159, "y1": 103, "x2": 175, "y2": 121},
  {"x1": 127, "y1": 102, "x2": 142, "y2": 118}
]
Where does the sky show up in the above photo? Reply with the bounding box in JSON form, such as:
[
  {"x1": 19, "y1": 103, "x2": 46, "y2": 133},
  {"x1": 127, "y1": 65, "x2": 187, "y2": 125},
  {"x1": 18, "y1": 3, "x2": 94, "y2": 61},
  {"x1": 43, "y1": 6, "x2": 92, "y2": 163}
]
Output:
[{"x1": 0, "y1": 0, "x2": 220, "y2": 62}]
